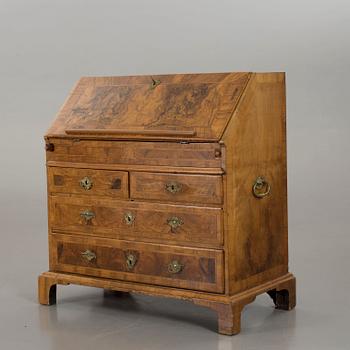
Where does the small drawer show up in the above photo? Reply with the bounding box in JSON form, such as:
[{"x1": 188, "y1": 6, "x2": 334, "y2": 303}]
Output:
[
  {"x1": 130, "y1": 172, "x2": 223, "y2": 205},
  {"x1": 47, "y1": 167, "x2": 128, "y2": 198},
  {"x1": 50, "y1": 196, "x2": 223, "y2": 247},
  {"x1": 50, "y1": 234, "x2": 224, "y2": 293}
]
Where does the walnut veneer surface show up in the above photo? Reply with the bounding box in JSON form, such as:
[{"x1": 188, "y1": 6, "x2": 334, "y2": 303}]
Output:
[{"x1": 39, "y1": 72, "x2": 296, "y2": 335}]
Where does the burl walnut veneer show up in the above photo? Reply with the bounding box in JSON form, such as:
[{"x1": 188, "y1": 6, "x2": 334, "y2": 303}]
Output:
[{"x1": 39, "y1": 72, "x2": 296, "y2": 335}]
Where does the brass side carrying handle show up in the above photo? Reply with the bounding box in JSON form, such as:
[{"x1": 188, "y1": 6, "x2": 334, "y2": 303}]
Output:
[
  {"x1": 165, "y1": 181, "x2": 182, "y2": 194},
  {"x1": 168, "y1": 260, "x2": 183, "y2": 274},
  {"x1": 252, "y1": 176, "x2": 271, "y2": 198},
  {"x1": 80, "y1": 210, "x2": 95, "y2": 224},
  {"x1": 167, "y1": 216, "x2": 183, "y2": 232},
  {"x1": 81, "y1": 250, "x2": 96, "y2": 262},
  {"x1": 79, "y1": 176, "x2": 93, "y2": 190}
]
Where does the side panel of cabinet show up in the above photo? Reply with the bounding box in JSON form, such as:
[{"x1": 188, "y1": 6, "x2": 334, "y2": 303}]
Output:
[{"x1": 222, "y1": 73, "x2": 288, "y2": 294}]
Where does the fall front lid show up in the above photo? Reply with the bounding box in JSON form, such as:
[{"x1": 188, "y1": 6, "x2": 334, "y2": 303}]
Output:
[{"x1": 46, "y1": 72, "x2": 250, "y2": 141}]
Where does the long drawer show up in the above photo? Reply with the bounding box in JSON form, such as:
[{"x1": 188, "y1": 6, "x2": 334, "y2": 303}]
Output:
[
  {"x1": 50, "y1": 196, "x2": 223, "y2": 247},
  {"x1": 50, "y1": 234, "x2": 224, "y2": 293},
  {"x1": 47, "y1": 167, "x2": 128, "y2": 199}
]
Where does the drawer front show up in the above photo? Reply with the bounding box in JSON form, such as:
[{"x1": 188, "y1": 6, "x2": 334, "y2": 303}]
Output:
[
  {"x1": 46, "y1": 139, "x2": 222, "y2": 168},
  {"x1": 50, "y1": 234, "x2": 224, "y2": 293},
  {"x1": 130, "y1": 172, "x2": 223, "y2": 205},
  {"x1": 48, "y1": 167, "x2": 128, "y2": 198},
  {"x1": 50, "y1": 196, "x2": 223, "y2": 247}
]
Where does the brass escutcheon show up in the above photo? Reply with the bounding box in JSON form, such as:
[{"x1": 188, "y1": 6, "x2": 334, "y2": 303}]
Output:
[
  {"x1": 252, "y1": 176, "x2": 271, "y2": 198},
  {"x1": 167, "y1": 216, "x2": 184, "y2": 232},
  {"x1": 79, "y1": 176, "x2": 93, "y2": 190},
  {"x1": 168, "y1": 260, "x2": 183, "y2": 274},
  {"x1": 124, "y1": 212, "x2": 135, "y2": 225},
  {"x1": 81, "y1": 250, "x2": 96, "y2": 262},
  {"x1": 80, "y1": 210, "x2": 95, "y2": 224},
  {"x1": 165, "y1": 181, "x2": 182, "y2": 194},
  {"x1": 125, "y1": 252, "x2": 137, "y2": 270}
]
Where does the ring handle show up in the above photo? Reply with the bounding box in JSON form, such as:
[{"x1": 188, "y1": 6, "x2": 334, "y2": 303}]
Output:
[
  {"x1": 168, "y1": 260, "x2": 183, "y2": 274},
  {"x1": 167, "y1": 216, "x2": 183, "y2": 232},
  {"x1": 81, "y1": 250, "x2": 96, "y2": 262},
  {"x1": 252, "y1": 176, "x2": 271, "y2": 198}
]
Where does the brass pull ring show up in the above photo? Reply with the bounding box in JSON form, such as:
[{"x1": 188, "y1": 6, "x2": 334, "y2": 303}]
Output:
[
  {"x1": 79, "y1": 176, "x2": 93, "y2": 190},
  {"x1": 168, "y1": 260, "x2": 183, "y2": 274},
  {"x1": 165, "y1": 181, "x2": 182, "y2": 194},
  {"x1": 81, "y1": 250, "x2": 96, "y2": 262},
  {"x1": 125, "y1": 252, "x2": 138, "y2": 270},
  {"x1": 167, "y1": 216, "x2": 183, "y2": 232},
  {"x1": 124, "y1": 212, "x2": 135, "y2": 225},
  {"x1": 80, "y1": 210, "x2": 95, "y2": 224},
  {"x1": 252, "y1": 176, "x2": 271, "y2": 198}
]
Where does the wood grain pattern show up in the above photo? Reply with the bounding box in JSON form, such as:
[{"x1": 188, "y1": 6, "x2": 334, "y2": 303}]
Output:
[
  {"x1": 38, "y1": 271, "x2": 295, "y2": 334},
  {"x1": 40, "y1": 71, "x2": 296, "y2": 335},
  {"x1": 49, "y1": 196, "x2": 223, "y2": 247},
  {"x1": 65, "y1": 129, "x2": 197, "y2": 137},
  {"x1": 46, "y1": 73, "x2": 250, "y2": 141},
  {"x1": 46, "y1": 139, "x2": 223, "y2": 168},
  {"x1": 49, "y1": 234, "x2": 224, "y2": 293},
  {"x1": 47, "y1": 167, "x2": 128, "y2": 198},
  {"x1": 130, "y1": 172, "x2": 223, "y2": 205},
  {"x1": 222, "y1": 73, "x2": 288, "y2": 294}
]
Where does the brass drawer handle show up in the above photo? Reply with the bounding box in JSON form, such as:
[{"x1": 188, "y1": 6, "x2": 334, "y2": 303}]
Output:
[
  {"x1": 252, "y1": 176, "x2": 271, "y2": 198},
  {"x1": 168, "y1": 260, "x2": 183, "y2": 274},
  {"x1": 165, "y1": 181, "x2": 182, "y2": 194},
  {"x1": 80, "y1": 210, "x2": 95, "y2": 224},
  {"x1": 79, "y1": 176, "x2": 93, "y2": 190},
  {"x1": 125, "y1": 252, "x2": 138, "y2": 270},
  {"x1": 81, "y1": 250, "x2": 96, "y2": 262},
  {"x1": 167, "y1": 216, "x2": 183, "y2": 232},
  {"x1": 124, "y1": 212, "x2": 135, "y2": 225}
]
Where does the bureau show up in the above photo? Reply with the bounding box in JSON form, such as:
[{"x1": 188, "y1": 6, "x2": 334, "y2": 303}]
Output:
[{"x1": 38, "y1": 72, "x2": 296, "y2": 335}]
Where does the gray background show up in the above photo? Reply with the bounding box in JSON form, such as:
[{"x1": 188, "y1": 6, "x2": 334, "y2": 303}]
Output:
[{"x1": 0, "y1": 0, "x2": 349, "y2": 349}]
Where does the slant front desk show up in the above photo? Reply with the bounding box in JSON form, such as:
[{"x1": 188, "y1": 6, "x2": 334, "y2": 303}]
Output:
[{"x1": 39, "y1": 72, "x2": 296, "y2": 335}]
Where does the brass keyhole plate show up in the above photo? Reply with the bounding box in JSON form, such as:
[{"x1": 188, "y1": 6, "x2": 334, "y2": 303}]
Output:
[
  {"x1": 79, "y1": 177, "x2": 93, "y2": 190},
  {"x1": 125, "y1": 252, "x2": 138, "y2": 270},
  {"x1": 165, "y1": 181, "x2": 182, "y2": 194},
  {"x1": 124, "y1": 212, "x2": 135, "y2": 225}
]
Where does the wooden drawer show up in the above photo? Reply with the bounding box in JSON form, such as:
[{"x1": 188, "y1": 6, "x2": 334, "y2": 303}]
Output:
[
  {"x1": 47, "y1": 167, "x2": 128, "y2": 198},
  {"x1": 46, "y1": 139, "x2": 222, "y2": 168},
  {"x1": 50, "y1": 196, "x2": 223, "y2": 247},
  {"x1": 130, "y1": 172, "x2": 223, "y2": 205},
  {"x1": 50, "y1": 234, "x2": 224, "y2": 293}
]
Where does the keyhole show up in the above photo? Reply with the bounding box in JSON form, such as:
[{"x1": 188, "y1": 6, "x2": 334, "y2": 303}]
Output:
[{"x1": 124, "y1": 212, "x2": 135, "y2": 225}]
